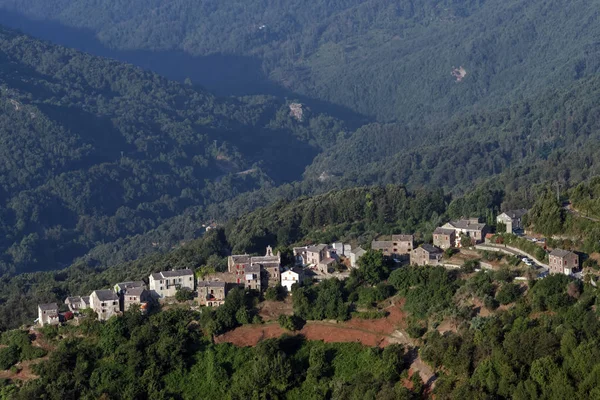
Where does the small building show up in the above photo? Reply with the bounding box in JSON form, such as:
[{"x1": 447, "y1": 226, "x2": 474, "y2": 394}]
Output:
[
  {"x1": 496, "y1": 209, "x2": 528, "y2": 233},
  {"x1": 64, "y1": 296, "x2": 84, "y2": 313},
  {"x1": 433, "y1": 228, "x2": 456, "y2": 249},
  {"x1": 306, "y1": 244, "x2": 328, "y2": 265},
  {"x1": 122, "y1": 287, "x2": 151, "y2": 312},
  {"x1": 149, "y1": 269, "x2": 195, "y2": 298},
  {"x1": 90, "y1": 290, "x2": 121, "y2": 321},
  {"x1": 197, "y1": 281, "x2": 227, "y2": 307},
  {"x1": 38, "y1": 303, "x2": 60, "y2": 327},
  {"x1": 281, "y1": 267, "x2": 305, "y2": 292},
  {"x1": 349, "y1": 247, "x2": 366, "y2": 268},
  {"x1": 549, "y1": 249, "x2": 579, "y2": 275},
  {"x1": 244, "y1": 264, "x2": 262, "y2": 291},
  {"x1": 442, "y1": 219, "x2": 489, "y2": 247},
  {"x1": 81, "y1": 296, "x2": 91, "y2": 310},
  {"x1": 114, "y1": 281, "x2": 146, "y2": 294},
  {"x1": 410, "y1": 244, "x2": 443, "y2": 266},
  {"x1": 318, "y1": 257, "x2": 336, "y2": 273}
]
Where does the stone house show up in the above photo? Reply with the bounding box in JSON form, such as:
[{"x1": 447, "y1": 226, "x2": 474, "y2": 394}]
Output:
[
  {"x1": 433, "y1": 228, "x2": 456, "y2": 249},
  {"x1": 229, "y1": 246, "x2": 281, "y2": 288},
  {"x1": 197, "y1": 281, "x2": 227, "y2": 307},
  {"x1": 281, "y1": 267, "x2": 305, "y2": 292},
  {"x1": 410, "y1": 244, "x2": 443, "y2": 266},
  {"x1": 371, "y1": 235, "x2": 414, "y2": 258},
  {"x1": 90, "y1": 290, "x2": 121, "y2": 321},
  {"x1": 350, "y1": 247, "x2": 366, "y2": 268},
  {"x1": 38, "y1": 303, "x2": 60, "y2": 327},
  {"x1": 306, "y1": 244, "x2": 328, "y2": 265},
  {"x1": 149, "y1": 269, "x2": 195, "y2": 298},
  {"x1": 122, "y1": 287, "x2": 151, "y2": 312},
  {"x1": 442, "y1": 219, "x2": 489, "y2": 246},
  {"x1": 549, "y1": 249, "x2": 579, "y2": 275},
  {"x1": 496, "y1": 209, "x2": 528, "y2": 233},
  {"x1": 244, "y1": 264, "x2": 262, "y2": 291}
]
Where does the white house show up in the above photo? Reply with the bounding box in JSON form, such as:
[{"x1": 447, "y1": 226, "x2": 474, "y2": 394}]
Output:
[
  {"x1": 90, "y1": 290, "x2": 121, "y2": 321},
  {"x1": 38, "y1": 303, "x2": 60, "y2": 327},
  {"x1": 281, "y1": 267, "x2": 305, "y2": 292},
  {"x1": 149, "y1": 269, "x2": 195, "y2": 298}
]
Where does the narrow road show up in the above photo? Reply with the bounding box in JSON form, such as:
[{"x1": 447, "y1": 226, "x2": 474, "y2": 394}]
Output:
[{"x1": 564, "y1": 202, "x2": 600, "y2": 223}]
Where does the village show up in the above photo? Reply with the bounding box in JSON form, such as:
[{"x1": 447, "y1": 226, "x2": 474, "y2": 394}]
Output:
[{"x1": 36, "y1": 208, "x2": 583, "y2": 327}]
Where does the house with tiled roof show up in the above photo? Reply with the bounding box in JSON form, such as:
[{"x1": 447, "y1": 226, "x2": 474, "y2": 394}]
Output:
[
  {"x1": 549, "y1": 249, "x2": 579, "y2": 275},
  {"x1": 442, "y1": 218, "x2": 489, "y2": 247},
  {"x1": 90, "y1": 290, "x2": 121, "y2": 321},
  {"x1": 410, "y1": 244, "x2": 443, "y2": 266},
  {"x1": 497, "y1": 209, "x2": 528, "y2": 233},
  {"x1": 38, "y1": 303, "x2": 60, "y2": 327}
]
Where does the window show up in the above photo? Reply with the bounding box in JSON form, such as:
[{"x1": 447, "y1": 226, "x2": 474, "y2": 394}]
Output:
[
  {"x1": 160, "y1": 286, "x2": 163, "y2": 290},
  {"x1": 189, "y1": 277, "x2": 193, "y2": 281}
]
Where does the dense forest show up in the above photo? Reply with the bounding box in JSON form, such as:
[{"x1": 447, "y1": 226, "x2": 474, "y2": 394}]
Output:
[
  {"x1": 0, "y1": 0, "x2": 599, "y2": 122},
  {"x1": 0, "y1": 25, "x2": 348, "y2": 275}
]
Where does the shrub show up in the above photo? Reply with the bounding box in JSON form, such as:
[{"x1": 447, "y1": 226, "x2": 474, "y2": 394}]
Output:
[
  {"x1": 278, "y1": 315, "x2": 305, "y2": 331},
  {"x1": 496, "y1": 283, "x2": 521, "y2": 305}
]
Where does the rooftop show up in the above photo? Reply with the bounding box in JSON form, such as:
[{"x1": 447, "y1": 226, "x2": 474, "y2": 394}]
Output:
[
  {"x1": 501, "y1": 209, "x2": 528, "y2": 219},
  {"x1": 230, "y1": 255, "x2": 251, "y2": 264},
  {"x1": 420, "y1": 243, "x2": 443, "y2": 254},
  {"x1": 391, "y1": 234, "x2": 413, "y2": 242},
  {"x1": 550, "y1": 248, "x2": 574, "y2": 258},
  {"x1": 116, "y1": 281, "x2": 145, "y2": 291},
  {"x1": 433, "y1": 227, "x2": 455, "y2": 235},
  {"x1": 445, "y1": 219, "x2": 487, "y2": 231},
  {"x1": 65, "y1": 296, "x2": 81, "y2": 304},
  {"x1": 251, "y1": 255, "x2": 280, "y2": 265},
  {"x1": 38, "y1": 303, "x2": 58, "y2": 311},
  {"x1": 93, "y1": 289, "x2": 120, "y2": 302},
  {"x1": 306, "y1": 244, "x2": 327, "y2": 253},
  {"x1": 152, "y1": 269, "x2": 194, "y2": 280},
  {"x1": 124, "y1": 287, "x2": 147, "y2": 297},
  {"x1": 197, "y1": 281, "x2": 226, "y2": 288}
]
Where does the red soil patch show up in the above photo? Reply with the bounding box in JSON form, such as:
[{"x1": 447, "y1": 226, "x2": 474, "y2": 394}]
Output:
[
  {"x1": 258, "y1": 299, "x2": 293, "y2": 322},
  {"x1": 215, "y1": 300, "x2": 407, "y2": 347}
]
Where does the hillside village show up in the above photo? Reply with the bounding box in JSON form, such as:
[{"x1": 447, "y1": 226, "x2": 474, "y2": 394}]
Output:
[{"x1": 36, "y1": 208, "x2": 584, "y2": 328}]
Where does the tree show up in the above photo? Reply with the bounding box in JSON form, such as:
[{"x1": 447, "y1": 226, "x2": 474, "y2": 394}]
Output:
[
  {"x1": 496, "y1": 283, "x2": 521, "y2": 305},
  {"x1": 175, "y1": 288, "x2": 194, "y2": 302},
  {"x1": 358, "y1": 250, "x2": 391, "y2": 285}
]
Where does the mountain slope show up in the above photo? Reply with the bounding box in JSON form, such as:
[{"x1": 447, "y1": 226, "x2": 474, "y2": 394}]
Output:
[
  {"x1": 1, "y1": 0, "x2": 599, "y2": 121},
  {"x1": 0, "y1": 25, "x2": 345, "y2": 274}
]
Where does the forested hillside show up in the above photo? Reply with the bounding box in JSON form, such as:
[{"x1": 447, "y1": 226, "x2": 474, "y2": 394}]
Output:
[
  {"x1": 0, "y1": 0, "x2": 599, "y2": 121},
  {"x1": 305, "y1": 73, "x2": 600, "y2": 194},
  {"x1": 0, "y1": 25, "x2": 346, "y2": 275}
]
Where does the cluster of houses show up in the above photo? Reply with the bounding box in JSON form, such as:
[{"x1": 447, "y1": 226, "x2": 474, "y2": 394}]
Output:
[
  {"x1": 406, "y1": 212, "x2": 581, "y2": 277},
  {"x1": 38, "y1": 269, "x2": 230, "y2": 327},
  {"x1": 37, "y1": 209, "x2": 581, "y2": 327}
]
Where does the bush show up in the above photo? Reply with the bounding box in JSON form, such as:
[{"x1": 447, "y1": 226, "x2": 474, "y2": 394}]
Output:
[
  {"x1": 0, "y1": 346, "x2": 19, "y2": 370},
  {"x1": 175, "y1": 288, "x2": 195, "y2": 302},
  {"x1": 496, "y1": 283, "x2": 521, "y2": 305},
  {"x1": 278, "y1": 315, "x2": 305, "y2": 331},
  {"x1": 265, "y1": 285, "x2": 285, "y2": 301}
]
